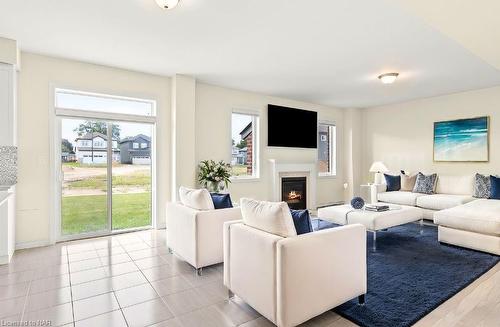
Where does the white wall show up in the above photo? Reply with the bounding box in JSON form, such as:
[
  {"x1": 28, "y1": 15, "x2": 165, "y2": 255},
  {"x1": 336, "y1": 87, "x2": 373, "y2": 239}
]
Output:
[
  {"x1": 361, "y1": 86, "x2": 500, "y2": 183},
  {"x1": 195, "y1": 83, "x2": 346, "y2": 207},
  {"x1": 16, "y1": 53, "x2": 171, "y2": 247},
  {"x1": 171, "y1": 75, "x2": 196, "y2": 198},
  {"x1": 16, "y1": 52, "x2": 350, "y2": 247}
]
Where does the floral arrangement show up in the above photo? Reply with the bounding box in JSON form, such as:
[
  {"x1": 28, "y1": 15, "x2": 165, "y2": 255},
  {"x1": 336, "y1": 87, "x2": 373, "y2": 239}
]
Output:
[{"x1": 198, "y1": 160, "x2": 232, "y2": 192}]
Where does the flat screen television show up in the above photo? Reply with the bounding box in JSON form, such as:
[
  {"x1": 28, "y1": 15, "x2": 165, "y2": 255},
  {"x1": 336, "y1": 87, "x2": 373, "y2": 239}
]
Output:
[{"x1": 267, "y1": 104, "x2": 317, "y2": 148}]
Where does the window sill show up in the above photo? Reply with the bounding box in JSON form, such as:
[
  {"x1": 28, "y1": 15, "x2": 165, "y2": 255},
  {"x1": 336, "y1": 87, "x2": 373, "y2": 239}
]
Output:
[
  {"x1": 230, "y1": 176, "x2": 261, "y2": 183},
  {"x1": 318, "y1": 174, "x2": 337, "y2": 179}
]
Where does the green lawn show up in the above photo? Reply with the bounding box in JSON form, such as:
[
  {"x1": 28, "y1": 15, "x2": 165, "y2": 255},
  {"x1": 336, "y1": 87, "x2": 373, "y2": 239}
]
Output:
[
  {"x1": 62, "y1": 192, "x2": 151, "y2": 235},
  {"x1": 231, "y1": 164, "x2": 249, "y2": 176},
  {"x1": 67, "y1": 173, "x2": 151, "y2": 191}
]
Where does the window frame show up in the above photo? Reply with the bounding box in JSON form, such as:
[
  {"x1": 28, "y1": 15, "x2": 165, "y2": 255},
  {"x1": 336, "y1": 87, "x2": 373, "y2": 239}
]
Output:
[
  {"x1": 318, "y1": 122, "x2": 337, "y2": 177},
  {"x1": 230, "y1": 110, "x2": 260, "y2": 181}
]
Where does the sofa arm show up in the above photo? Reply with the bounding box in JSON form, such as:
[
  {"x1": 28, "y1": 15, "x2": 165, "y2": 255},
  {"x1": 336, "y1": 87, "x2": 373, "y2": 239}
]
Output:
[
  {"x1": 276, "y1": 224, "x2": 367, "y2": 327},
  {"x1": 375, "y1": 183, "x2": 387, "y2": 193}
]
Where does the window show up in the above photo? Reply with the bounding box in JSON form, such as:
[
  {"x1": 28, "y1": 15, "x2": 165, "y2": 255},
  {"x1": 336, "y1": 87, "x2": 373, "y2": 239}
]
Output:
[
  {"x1": 141, "y1": 143, "x2": 147, "y2": 148},
  {"x1": 318, "y1": 123, "x2": 336, "y2": 176},
  {"x1": 133, "y1": 142, "x2": 139, "y2": 149},
  {"x1": 231, "y1": 112, "x2": 259, "y2": 178}
]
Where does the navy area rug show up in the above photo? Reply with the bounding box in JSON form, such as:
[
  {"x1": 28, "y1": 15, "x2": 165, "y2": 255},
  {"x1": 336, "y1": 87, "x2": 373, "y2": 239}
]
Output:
[{"x1": 312, "y1": 220, "x2": 499, "y2": 327}]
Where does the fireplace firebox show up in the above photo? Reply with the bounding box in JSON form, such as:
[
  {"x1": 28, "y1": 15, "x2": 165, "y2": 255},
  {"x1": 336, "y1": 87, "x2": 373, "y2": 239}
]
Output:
[{"x1": 281, "y1": 177, "x2": 307, "y2": 210}]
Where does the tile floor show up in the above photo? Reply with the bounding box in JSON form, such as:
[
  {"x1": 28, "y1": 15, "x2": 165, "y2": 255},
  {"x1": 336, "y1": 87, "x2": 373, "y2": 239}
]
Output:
[{"x1": 0, "y1": 230, "x2": 349, "y2": 327}]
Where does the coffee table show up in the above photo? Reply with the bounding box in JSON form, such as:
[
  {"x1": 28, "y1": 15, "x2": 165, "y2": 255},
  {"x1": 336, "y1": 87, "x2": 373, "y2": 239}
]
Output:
[{"x1": 317, "y1": 204, "x2": 424, "y2": 249}]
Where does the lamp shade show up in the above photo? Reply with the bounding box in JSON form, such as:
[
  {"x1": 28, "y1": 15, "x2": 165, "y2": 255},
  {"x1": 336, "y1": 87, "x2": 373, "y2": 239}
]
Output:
[{"x1": 369, "y1": 161, "x2": 388, "y2": 173}]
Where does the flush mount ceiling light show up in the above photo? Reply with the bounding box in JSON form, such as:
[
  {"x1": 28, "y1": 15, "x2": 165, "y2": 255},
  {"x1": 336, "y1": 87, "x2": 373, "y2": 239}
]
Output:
[
  {"x1": 378, "y1": 72, "x2": 399, "y2": 84},
  {"x1": 155, "y1": 0, "x2": 180, "y2": 10}
]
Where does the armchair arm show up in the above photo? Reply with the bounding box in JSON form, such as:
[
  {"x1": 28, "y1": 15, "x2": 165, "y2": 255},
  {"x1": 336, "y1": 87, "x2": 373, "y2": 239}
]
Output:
[
  {"x1": 276, "y1": 224, "x2": 367, "y2": 327},
  {"x1": 166, "y1": 202, "x2": 197, "y2": 265},
  {"x1": 195, "y1": 207, "x2": 242, "y2": 268},
  {"x1": 166, "y1": 203, "x2": 242, "y2": 268}
]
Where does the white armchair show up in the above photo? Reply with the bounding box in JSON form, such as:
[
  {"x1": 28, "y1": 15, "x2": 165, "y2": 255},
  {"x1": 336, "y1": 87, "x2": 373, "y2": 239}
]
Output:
[
  {"x1": 166, "y1": 202, "x2": 242, "y2": 275},
  {"x1": 223, "y1": 221, "x2": 367, "y2": 327}
]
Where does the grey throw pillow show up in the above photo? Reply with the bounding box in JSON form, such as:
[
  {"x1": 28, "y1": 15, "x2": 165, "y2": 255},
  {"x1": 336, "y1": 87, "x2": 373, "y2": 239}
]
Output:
[
  {"x1": 412, "y1": 172, "x2": 437, "y2": 194},
  {"x1": 473, "y1": 173, "x2": 491, "y2": 198},
  {"x1": 401, "y1": 173, "x2": 417, "y2": 191}
]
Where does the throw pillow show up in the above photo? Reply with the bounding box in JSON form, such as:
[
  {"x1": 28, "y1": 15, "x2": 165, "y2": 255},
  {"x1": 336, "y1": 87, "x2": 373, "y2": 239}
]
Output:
[
  {"x1": 490, "y1": 175, "x2": 500, "y2": 200},
  {"x1": 384, "y1": 174, "x2": 401, "y2": 191},
  {"x1": 289, "y1": 209, "x2": 313, "y2": 235},
  {"x1": 473, "y1": 173, "x2": 491, "y2": 199},
  {"x1": 401, "y1": 173, "x2": 417, "y2": 191},
  {"x1": 240, "y1": 198, "x2": 297, "y2": 237},
  {"x1": 412, "y1": 172, "x2": 438, "y2": 194},
  {"x1": 210, "y1": 193, "x2": 233, "y2": 209},
  {"x1": 179, "y1": 186, "x2": 215, "y2": 210}
]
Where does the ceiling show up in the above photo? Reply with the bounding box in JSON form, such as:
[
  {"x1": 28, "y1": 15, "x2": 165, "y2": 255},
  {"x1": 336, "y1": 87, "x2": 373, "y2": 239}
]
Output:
[{"x1": 1, "y1": 0, "x2": 499, "y2": 108}]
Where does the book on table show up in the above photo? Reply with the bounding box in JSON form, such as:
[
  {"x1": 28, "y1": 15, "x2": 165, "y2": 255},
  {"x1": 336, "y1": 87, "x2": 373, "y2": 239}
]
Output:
[{"x1": 365, "y1": 204, "x2": 389, "y2": 212}]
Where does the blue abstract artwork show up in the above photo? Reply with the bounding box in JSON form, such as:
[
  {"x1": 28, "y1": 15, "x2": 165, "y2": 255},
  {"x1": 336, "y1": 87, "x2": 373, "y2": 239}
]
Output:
[{"x1": 434, "y1": 117, "x2": 489, "y2": 162}]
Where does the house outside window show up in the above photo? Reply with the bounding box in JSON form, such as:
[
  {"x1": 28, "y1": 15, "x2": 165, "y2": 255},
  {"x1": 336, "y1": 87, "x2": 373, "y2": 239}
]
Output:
[
  {"x1": 318, "y1": 123, "x2": 336, "y2": 176},
  {"x1": 133, "y1": 142, "x2": 139, "y2": 149},
  {"x1": 231, "y1": 112, "x2": 259, "y2": 178},
  {"x1": 141, "y1": 143, "x2": 147, "y2": 149}
]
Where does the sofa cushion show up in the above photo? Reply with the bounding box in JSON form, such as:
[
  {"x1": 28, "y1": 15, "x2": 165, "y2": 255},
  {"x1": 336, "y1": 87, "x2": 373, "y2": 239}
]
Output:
[
  {"x1": 290, "y1": 209, "x2": 313, "y2": 235},
  {"x1": 210, "y1": 193, "x2": 233, "y2": 209},
  {"x1": 413, "y1": 173, "x2": 437, "y2": 194},
  {"x1": 434, "y1": 199, "x2": 500, "y2": 236},
  {"x1": 401, "y1": 174, "x2": 417, "y2": 192},
  {"x1": 384, "y1": 174, "x2": 401, "y2": 192},
  {"x1": 240, "y1": 198, "x2": 297, "y2": 238},
  {"x1": 490, "y1": 175, "x2": 500, "y2": 200},
  {"x1": 436, "y1": 175, "x2": 473, "y2": 196},
  {"x1": 416, "y1": 194, "x2": 475, "y2": 211},
  {"x1": 377, "y1": 191, "x2": 425, "y2": 206},
  {"x1": 473, "y1": 173, "x2": 491, "y2": 199},
  {"x1": 179, "y1": 186, "x2": 215, "y2": 210}
]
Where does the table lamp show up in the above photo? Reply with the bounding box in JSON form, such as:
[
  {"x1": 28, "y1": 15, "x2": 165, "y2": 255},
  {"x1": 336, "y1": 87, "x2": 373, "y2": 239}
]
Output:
[{"x1": 369, "y1": 161, "x2": 388, "y2": 184}]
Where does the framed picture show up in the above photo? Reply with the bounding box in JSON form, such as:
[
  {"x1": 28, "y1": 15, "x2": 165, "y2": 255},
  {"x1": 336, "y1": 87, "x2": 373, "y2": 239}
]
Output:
[{"x1": 433, "y1": 116, "x2": 489, "y2": 162}]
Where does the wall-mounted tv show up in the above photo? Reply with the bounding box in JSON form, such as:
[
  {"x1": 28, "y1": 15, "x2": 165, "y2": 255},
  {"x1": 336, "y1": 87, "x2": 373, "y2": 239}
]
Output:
[{"x1": 267, "y1": 104, "x2": 317, "y2": 148}]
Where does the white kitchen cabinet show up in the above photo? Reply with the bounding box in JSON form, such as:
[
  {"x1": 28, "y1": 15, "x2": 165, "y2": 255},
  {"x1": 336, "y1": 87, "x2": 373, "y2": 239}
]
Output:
[
  {"x1": 0, "y1": 63, "x2": 16, "y2": 147},
  {"x1": 0, "y1": 188, "x2": 15, "y2": 264}
]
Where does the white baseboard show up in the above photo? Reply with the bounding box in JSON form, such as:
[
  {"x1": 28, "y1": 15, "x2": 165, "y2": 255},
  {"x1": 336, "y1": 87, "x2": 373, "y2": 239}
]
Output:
[
  {"x1": 0, "y1": 254, "x2": 13, "y2": 264},
  {"x1": 16, "y1": 239, "x2": 52, "y2": 250}
]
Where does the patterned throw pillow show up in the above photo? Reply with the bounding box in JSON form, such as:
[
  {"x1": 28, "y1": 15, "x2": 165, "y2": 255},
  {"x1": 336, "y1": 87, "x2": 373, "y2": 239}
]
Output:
[
  {"x1": 412, "y1": 172, "x2": 438, "y2": 194},
  {"x1": 473, "y1": 173, "x2": 491, "y2": 199}
]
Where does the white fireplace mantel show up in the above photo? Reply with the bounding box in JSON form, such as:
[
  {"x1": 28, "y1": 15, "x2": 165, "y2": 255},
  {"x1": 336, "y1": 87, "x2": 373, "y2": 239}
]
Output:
[{"x1": 269, "y1": 159, "x2": 317, "y2": 210}]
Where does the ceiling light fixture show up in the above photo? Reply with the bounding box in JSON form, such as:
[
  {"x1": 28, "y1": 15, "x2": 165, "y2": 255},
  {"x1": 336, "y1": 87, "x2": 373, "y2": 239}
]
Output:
[
  {"x1": 378, "y1": 72, "x2": 399, "y2": 84},
  {"x1": 155, "y1": 0, "x2": 180, "y2": 10}
]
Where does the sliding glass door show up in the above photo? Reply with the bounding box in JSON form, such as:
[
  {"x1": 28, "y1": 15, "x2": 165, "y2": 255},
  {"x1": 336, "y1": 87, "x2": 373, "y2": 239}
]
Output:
[
  {"x1": 61, "y1": 118, "x2": 109, "y2": 236},
  {"x1": 111, "y1": 121, "x2": 152, "y2": 231},
  {"x1": 60, "y1": 118, "x2": 153, "y2": 239}
]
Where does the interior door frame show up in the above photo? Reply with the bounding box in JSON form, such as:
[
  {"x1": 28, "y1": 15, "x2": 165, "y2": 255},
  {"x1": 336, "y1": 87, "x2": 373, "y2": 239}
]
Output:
[{"x1": 49, "y1": 86, "x2": 158, "y2": 243}]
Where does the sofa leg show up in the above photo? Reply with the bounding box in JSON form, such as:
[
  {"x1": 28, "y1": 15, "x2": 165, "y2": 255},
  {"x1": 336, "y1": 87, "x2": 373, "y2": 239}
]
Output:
[
  {"x1": 196, "y1": 268, "x2": 203, "y2": 276},
  {"x1": 358, "y1": 294, "x2": 365, "y2": 305}
]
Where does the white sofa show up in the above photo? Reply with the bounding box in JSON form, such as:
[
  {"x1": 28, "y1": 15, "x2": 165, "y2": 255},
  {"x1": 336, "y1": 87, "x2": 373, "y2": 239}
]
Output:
[
  {"x1": 223, "y1": 220, "x2": 367, "y2": 327},
  {"x1": 166, "y1": 202, "x2": 242, "y2": 274},
  {"x1": 377, "y1": 174, "x2": 475, "y2": 220},
  {"x1": 434, "y1": 199, "x2": 500, "y2": 255},
  {"x1": 376, "y1": 174, "x2": 500, "y2": 255}
]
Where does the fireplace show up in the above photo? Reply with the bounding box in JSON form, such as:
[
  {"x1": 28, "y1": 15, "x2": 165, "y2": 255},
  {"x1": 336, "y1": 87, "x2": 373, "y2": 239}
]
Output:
[{"x1": 281, "y1": 177, "x2": 307, "y2": 210}]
